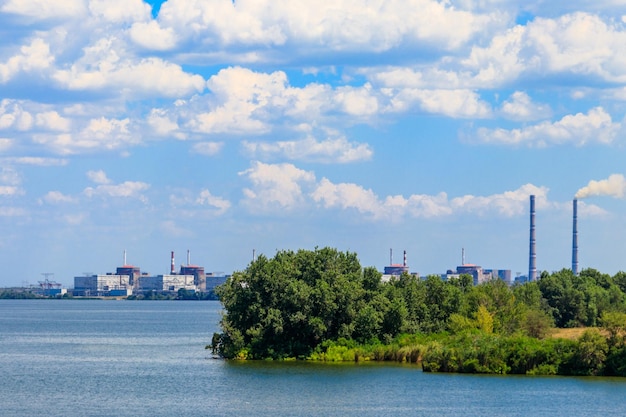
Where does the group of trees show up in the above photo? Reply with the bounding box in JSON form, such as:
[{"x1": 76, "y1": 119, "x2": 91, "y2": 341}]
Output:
[{"x1": 212, "y1": 247, "x2": 626, "y2": 375}]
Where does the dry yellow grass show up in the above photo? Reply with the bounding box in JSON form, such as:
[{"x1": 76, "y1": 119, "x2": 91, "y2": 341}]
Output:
[{"x1": 549, "y1": 327, "x2": 607, "y2": 340}]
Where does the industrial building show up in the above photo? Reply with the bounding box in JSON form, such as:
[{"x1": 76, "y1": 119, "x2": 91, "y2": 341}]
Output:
[
  {"x1": 73, "y1": 274, "x2": 132, "y2": 297},
  {"x1": 72, "y1": 250, "x2": 225, "y2": 297},
  {"x1": 135, "y1": 274, "x2": 196, "y2": 293}
]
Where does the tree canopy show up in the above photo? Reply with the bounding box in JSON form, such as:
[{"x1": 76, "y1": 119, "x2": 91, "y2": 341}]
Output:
[{"x1": 213, "y1": 247, "x2": 626, "y2": 373}]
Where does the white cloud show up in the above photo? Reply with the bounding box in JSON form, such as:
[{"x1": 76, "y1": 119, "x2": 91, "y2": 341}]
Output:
[
  {"x1": 157, "y1": 0, "x2": 499, "y2": 53},
  {"x1": 243, "y1": 135, "x2": 373, "y2": 163},
  {"x1": 33, "y1": 117, "x2": 137, "y2": 155},
  {"x1": 40, "y1": 191, "x2": 77, "y2": 204},
  {"x1": 450, "y1": 184, "x2": 550, "y2": 217},
  {"x1": 35, "y1": 111, "x2": 71, "y2": 131},
  {"x1": 88, "y1": 0, "x2": 151, "y2": 23},
  {"x1": 0, "y1": 186, "x2": 21, "y2": 196},
  {"x1": 147, "y1": 108, "x2": 184, "y2": 138},
  {"x1": 311, "y1": 179, "x2": 551, "y2": 220},
  {"x1": 386, "y1": 88, "x2": 492, "y2": 118},
  {"x1": 84, "y1": 180, "x2": 150, "y2": 202},
  {"x1": 0, "y1": 100, "x2": 34, "y2": 131},
  {"x1": 527, "y1": 13, "x2": 626, "y2": 81},
  {"x1": 192, "y1": 142, "x2": 224, "y2": 156},
  {"x1": 129, "y1": 20, "x2": 178, "y2": 51},
  {"x1": 499, "y1": 91, "x2": 552, "y2": 121},
  {"x1": 53, "y1": 38, "x2": 205, "y2": 98},
  {"x1": 2, "y1": 157, "x2": 68, "y2": 166},
  {"x1": 239, "y1": 161, "x2": 315, "y2": 210},
  {"x1": 196, "y1": 189, "x2": 231, "y2": 215},
  {"x1": 0, "y1": 38, "x2": 54, "y2": 83},
  {"x1": 0, "y1": 166, "x2": 21, "y2": 186},
  {"x1": 192, "y1": 67, "x2": 289, "y2": 134},
  {"x1": 461, "y1": 12, "x2": 626, "y2": 86},
  {"x1": 333, "y1": 84, "x2": 379, "y2": 116},
  {"x1": 474, "y1": 107, "x2": 620, "y2": 147},
  {"x1": 575, "y1": 174, "x2": 626, "y2": 199},
  {"x1": 0, "y1": 0, "x2": 87, "y2": 20},
  {"x1": 311, "y1": 178, "x2": 414, "y2": 220},
  {"x1": 86, "y1": 170, "x2": 111, "y2": 185}
]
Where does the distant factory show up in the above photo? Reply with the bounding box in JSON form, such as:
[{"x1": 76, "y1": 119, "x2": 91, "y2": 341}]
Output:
[
  {"x1": 381, "y1": 247, "x2": 512, "y2": 286},
  {"x1": 73, "y1": 250, "x2": 229, "y2": 297},
  {"x1": 382, "y1": 194, "x2": 583, "y2": 287}
]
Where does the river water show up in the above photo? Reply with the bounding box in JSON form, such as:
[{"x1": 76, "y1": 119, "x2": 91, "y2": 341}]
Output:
[{"x1": 1, "y1": 299, "x2": 625, "y2": 416}]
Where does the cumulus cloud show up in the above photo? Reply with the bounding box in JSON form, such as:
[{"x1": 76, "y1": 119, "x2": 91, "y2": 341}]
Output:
[
  {"x1": 86, "y1": 170, "x2": 111, "y2": 185},
  {"x1": 156, "y1": 0, "x2": 500, "y2": 53},
  {"x1": 0, "y1": 100, "x2": 34, "y2": 131},
  {"x1": 385, "y1": 88, "x2": 492, "y2": 118},
  {"x1": 0, "y1": 38, "x2": 54, "y2": 83},
  {"x1": 474, "y1": 107, "x2": 620, "y2": 147},
  {"x1": 0, "y1": 186, "x2": 21, "y2": 196},
  {"x1": 33, "y1": 116, "x2": 137, "y2": 154},
  {"x1": 52, "y1": 38, "x2": 205, "y2": 98},
  {"x1": 88, "y1": 0, "x2": 151, "y2": 23},
  {"x1": 129, "y1": 20, "x2": 178, "y2": 50},
  {"x1": 84, "y1": 180, "x2": 150, "y2": 202},
  {"x1": 242, "y1": 135, "x2": 372, "y2": 163},
  {"x1": 147, "y1": 108, "x2": 184, "y2": 139},
  {"x1": 35, "y1": 111, "x2": 71, "y2": 131},
  {"x1": 192, "y1": 67, "x2": 289, "y2": 134},
  {"x1": 239, "y1": 161, "x2": 315, "y2": 211},
  {"x1": 462, "y1": 12, "x2": 626, "y2": 87},
  {"x1": 499, "y1": 91, "x2": 552, "y2": 121},
  {"x1": 196, "y1": 189, "x2": 231, "y2": 215},
  {"x1": 40, "y1": 190, "x2": 76, "y2": 204},
  {"x1": 1, "y1": 0, "x2": 87, "y2": 20},
  {"x1": 575, "y1": 174, "x2": 626, "y2": 199},
  {"x1": 311, "y1": 179, "x2": 550, "y2": 221}
]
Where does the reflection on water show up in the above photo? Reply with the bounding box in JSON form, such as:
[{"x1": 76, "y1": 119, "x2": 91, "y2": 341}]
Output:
[{"x1": 1, "y1": 299, "x2": 625, "y2": 417}]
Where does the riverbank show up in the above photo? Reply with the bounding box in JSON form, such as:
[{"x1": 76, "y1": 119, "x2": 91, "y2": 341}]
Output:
[{"x1": 222, "y1": 330, "x2": 626, "y2": 377}]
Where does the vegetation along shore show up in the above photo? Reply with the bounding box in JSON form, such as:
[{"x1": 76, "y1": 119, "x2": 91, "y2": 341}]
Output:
[{"x1": 211, "y1": 247, "x2": 626, "y2": 377}]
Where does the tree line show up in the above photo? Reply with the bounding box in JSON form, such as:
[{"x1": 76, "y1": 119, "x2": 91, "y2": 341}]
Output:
[{"x1": 212, "y1": 247, "x2": 626, "y2": 376}]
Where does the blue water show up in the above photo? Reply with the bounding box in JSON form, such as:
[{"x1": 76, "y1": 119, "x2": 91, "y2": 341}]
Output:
[{"x1": 1, "y1": 300, "x2": 626, "y2": 416}]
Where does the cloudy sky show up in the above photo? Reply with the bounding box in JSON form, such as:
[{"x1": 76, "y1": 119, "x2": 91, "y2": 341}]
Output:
[{"x1": 2, "y1": 0, "x2": 626, "y2": 287}]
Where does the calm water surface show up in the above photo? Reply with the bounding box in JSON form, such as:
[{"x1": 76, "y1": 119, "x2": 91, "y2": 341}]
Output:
[{"x1": 1, "y1": 299, "x2": 625, "y2": 416}]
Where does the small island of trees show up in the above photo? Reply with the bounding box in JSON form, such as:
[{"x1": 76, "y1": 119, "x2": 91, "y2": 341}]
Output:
[{"x1": 212, "y1": 247, "x2": 626, "y2": 377}]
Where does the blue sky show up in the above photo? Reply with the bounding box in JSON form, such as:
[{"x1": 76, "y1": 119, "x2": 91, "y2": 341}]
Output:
[{"x1": 2, "y1": 0, "x2": 626, "y2": 287}]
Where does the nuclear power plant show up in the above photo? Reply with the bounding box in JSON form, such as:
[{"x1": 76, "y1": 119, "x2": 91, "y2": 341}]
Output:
[
  {"x1": 526, "y1": 195, "x2": 581, "y2": 282},
  {"x1": 528, "y1": 195, "x2": 537, "y2": 282},
  {"x1": 73, "y1": 251, "x2": 229, "y2": 297},
  {"x1": 68, "y1": 195, "x2": 582, "y2": 297}
]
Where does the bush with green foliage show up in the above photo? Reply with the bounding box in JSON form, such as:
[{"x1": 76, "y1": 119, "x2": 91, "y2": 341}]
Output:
[{"x1": 213, "y1": 247, "x2": 626, "y2": 376}]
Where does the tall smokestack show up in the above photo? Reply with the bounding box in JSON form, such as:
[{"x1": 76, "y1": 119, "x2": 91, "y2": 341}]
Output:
[
  {"x1": 171, "y1": 251, "x2": 175, "y2": 274},
  {"x1": 572, "y1": 199, "x2": 579, "y2": 276},
  {"x1": 123, "y1": 249, "x2": 127, "y2": 266},
  {"x1": 529, "y1": 195, "x2": 537, "y2": 281},
  {"x1": 390, "y1": 248, "x2": 393, "y2": 266},
  {"x1": 403, "y1": 250, "x2": 407, "y2": 268},
  {"x1": 187, "y1": 249, "x2": 191, "y2": 266}
]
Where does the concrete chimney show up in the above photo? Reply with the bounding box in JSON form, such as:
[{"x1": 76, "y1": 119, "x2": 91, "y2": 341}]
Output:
[
  {"x1": 529, "y1": 195, "x2": 537, "y2": 281},
  {"x1": 171, "y1": 251, "x2": 175, "y2": 274},
  {"x1": 572, "y1": 199, "x2": 579, "y2": 276}
]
